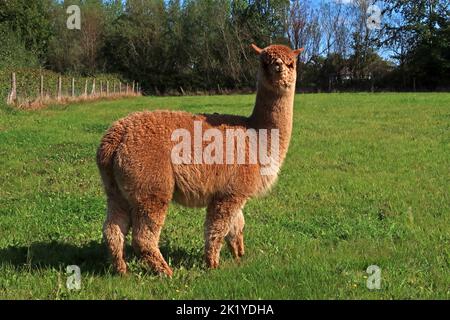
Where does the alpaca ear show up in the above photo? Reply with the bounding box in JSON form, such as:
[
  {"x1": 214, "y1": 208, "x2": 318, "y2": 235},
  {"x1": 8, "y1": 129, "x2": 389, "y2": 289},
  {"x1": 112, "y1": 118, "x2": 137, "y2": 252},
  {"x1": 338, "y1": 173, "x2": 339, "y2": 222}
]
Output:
[
  {"x1": 292, "y1": 48, "x2": 305, "y2": 56},
  {"x1": 251, "y1": 44, "x2": 263, "y2": 55}
]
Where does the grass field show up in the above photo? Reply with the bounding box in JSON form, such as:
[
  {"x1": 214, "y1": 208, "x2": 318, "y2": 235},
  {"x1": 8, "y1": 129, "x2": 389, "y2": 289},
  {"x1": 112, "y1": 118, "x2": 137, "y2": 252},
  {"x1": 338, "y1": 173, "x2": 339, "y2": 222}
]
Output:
[{"x1": 0, "y1": 93, "x2": 449, "y2": 299}]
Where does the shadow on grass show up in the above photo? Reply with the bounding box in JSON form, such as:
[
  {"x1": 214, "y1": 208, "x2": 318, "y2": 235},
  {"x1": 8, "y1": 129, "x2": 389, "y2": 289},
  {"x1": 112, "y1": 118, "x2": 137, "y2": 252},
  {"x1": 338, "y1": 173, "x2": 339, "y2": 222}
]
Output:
[{"x1": 0, "y1": 240, "x2": 203, "y2": 275}]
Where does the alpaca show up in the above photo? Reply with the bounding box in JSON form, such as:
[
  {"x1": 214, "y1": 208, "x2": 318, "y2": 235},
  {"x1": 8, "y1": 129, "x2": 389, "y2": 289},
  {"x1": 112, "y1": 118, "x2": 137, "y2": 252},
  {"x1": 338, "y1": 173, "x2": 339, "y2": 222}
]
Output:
[{"x1": 97, "y1": 44, "x2": 303, "y2": 276}]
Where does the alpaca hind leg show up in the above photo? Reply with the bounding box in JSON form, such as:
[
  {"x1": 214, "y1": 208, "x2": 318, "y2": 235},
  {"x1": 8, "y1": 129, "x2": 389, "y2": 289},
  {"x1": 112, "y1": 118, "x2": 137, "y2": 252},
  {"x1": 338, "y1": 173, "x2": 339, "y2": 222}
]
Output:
[
  {"x1": 131, "y1": 198, "x2": 172, "y2": 277},
  {"x1": 205, "y1": 197, "x2": 246, "y2": 269},
  {"x1": 225, "y1": 209, "x2": 245, "y2": 260},
  {"x1": 103, "y1": 198, "x2": 131, "y2": 275}
]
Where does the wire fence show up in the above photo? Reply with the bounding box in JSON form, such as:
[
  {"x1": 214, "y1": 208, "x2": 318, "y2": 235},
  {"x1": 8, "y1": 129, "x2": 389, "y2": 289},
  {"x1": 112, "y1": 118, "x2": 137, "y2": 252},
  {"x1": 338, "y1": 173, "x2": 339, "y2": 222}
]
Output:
[{"x1": 4, "y1": 71, "x2": 141, "y2": 109}]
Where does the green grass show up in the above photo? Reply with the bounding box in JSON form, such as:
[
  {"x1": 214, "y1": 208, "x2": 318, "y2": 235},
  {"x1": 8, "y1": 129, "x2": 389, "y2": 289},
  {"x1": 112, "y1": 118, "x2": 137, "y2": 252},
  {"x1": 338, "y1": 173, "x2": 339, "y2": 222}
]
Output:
[{"x1": 0, "y1": 93, "x2": 449, "y2": 299}]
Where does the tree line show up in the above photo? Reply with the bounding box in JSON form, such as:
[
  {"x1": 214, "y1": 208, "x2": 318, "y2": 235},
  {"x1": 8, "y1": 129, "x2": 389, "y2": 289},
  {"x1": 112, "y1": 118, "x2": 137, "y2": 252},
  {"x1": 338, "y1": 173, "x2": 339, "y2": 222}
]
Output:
[{"x1": 1, "y1": 0, "x2": 449, "y2": 94}]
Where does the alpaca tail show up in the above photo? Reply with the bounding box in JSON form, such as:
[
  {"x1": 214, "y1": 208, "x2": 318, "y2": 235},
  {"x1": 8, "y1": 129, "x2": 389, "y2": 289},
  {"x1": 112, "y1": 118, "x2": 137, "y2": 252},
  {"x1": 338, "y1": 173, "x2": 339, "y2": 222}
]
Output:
[
  {"x1": 96, "y1": 121, "x2": 126, "y2": 197},
  {"x1": 97, "y1": 120, "x2": 127, "y2": 167}
]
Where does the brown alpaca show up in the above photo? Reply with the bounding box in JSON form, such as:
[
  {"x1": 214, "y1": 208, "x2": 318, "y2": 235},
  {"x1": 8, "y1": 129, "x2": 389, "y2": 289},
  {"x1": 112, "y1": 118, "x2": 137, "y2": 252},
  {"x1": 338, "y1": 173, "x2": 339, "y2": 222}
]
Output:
[{"x1": 97, "y1": 44, "x2": 303, "y2": 276}]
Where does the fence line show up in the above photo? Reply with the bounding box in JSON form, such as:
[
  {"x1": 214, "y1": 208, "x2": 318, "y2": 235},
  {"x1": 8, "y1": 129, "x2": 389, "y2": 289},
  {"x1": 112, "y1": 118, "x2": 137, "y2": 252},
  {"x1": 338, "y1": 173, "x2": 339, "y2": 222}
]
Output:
[{"x1": 5, "y1": 72, "x2": 141, "y2": 108}]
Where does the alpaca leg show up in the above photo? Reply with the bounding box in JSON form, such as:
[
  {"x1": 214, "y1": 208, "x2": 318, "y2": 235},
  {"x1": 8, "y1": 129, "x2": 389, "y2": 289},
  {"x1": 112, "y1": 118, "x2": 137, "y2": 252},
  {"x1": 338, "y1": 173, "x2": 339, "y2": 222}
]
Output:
[
  {"x1": 131, "y1": 198, "x2": 173, "y2": 277},
  {"x1": 225, "y1": 209, "x2": 245, "y2": 259},
  {"x1": 205, "y1": 197, "x2": 246, "y2": 269},
  {"x1": 103, "y1": 198, "x2": 130, "y2": 275}
]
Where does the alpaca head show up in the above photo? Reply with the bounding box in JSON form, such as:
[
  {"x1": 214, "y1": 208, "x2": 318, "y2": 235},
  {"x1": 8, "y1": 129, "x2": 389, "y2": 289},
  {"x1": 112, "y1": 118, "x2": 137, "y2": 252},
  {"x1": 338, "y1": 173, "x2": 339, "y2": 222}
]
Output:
[{"x1": 251, "y1": 44, "x2": 304, "y2": 92}]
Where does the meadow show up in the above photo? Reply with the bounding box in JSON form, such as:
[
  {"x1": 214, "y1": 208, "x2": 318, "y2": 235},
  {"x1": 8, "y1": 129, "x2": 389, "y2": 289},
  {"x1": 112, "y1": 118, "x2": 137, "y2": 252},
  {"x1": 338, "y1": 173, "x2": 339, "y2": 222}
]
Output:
[{"x1": 0, "y1": 93, "x2": 448, "y2": 299}]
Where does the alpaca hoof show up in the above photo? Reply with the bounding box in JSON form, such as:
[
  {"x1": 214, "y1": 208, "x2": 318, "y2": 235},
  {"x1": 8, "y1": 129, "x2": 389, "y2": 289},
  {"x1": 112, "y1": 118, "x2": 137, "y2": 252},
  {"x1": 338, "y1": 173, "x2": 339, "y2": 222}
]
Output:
[
  {"x1": 115, "y1": 264, "x2": 128, "y2": 276},
  {"x1": 206, "y1": 257, "x2": 219, "y2": 269},
  {"x1": 152, "y1": 261, "x2": 173, "y2": 277},
  {"x1": 228, "y1": 239, "x2": 245, "y2": 260},
  {"x1": 160, "y1": 266, "x2": 173, "y2": 278},
  {"x1": 237, "y1": 246, "x2": 245, "y2": 258}
]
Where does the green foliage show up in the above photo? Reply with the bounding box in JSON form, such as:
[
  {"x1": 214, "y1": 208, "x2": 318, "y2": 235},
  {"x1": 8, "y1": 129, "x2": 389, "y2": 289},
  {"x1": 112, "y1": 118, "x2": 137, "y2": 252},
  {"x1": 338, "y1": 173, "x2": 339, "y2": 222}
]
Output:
[
  {"x1": 0, "y1": 94, "x2": 449, "y2": 299},
  {"x1": 0, "y1": 0, "x2": 54, "y2": 62},
  {"x1": 0, "y1": 24, "x2": 39, "y2": 71},
  {"x1": 103, "y1": 0, "x2": 271, "y2": 92},
  {"x1": 381, "y1": 0, "x2": 450, "y2": 89},
  {"x1": 1, "y1": 0, "x2": 450, "y2": 95}
]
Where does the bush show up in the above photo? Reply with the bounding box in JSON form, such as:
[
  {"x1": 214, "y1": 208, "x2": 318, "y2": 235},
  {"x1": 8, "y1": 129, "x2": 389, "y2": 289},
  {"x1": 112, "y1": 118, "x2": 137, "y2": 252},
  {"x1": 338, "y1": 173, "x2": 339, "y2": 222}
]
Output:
[{"x1": 0, "y1": 24, "x2": 39, "y2": 71}]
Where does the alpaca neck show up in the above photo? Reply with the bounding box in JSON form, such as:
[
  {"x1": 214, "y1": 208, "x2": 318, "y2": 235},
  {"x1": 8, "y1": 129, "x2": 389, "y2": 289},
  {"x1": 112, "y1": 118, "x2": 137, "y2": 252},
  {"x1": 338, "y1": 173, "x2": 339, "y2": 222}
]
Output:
[{"x1": 249, "y1": 81, "x2": 295, "y2": 163}]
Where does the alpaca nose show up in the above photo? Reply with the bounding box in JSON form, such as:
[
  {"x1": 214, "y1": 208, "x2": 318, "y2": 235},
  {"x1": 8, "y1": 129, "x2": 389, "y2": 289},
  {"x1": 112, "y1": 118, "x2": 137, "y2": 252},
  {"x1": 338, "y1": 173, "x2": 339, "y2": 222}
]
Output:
[{"x1": 274, "y1": 59, "x2": 283, "y2": 73}]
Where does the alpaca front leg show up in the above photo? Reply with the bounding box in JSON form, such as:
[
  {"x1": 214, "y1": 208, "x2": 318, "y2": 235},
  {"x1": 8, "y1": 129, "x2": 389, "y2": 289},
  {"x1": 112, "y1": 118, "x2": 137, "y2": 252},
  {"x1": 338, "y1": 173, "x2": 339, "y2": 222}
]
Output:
[
  {"x1": 205, "y1": 197, "x2": 246, "y2": 269},
  {"x1": 131, "y1": 200, "x2": 173, "y2": 277},
  {"x1": 225, "y1": 209, "x2": 245, "y2": 259},
  {"x1": 103, "y1": 200, "x2": 130, "y2": 275}
]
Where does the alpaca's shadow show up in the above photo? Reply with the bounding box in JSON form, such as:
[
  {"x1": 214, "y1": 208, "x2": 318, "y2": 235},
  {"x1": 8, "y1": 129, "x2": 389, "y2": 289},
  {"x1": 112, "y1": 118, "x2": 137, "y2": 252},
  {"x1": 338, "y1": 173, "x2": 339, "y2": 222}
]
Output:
[{"x1": 0, "y1": 240, "x2": 202, "y2": 275}]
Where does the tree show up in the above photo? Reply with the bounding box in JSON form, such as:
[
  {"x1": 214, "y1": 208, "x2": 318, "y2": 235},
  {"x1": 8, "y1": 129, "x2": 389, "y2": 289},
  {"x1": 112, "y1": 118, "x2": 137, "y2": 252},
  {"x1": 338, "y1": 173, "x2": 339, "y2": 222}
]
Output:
[
  {"x1": 0, "y1": 23, "x2": 39, "y2": 70},
  {"x1": 0, "y1": 0, "x2": 54, "y2": 62},
  {"x1": 380, "y1": 0, "x2": 450, "y2": 89}
]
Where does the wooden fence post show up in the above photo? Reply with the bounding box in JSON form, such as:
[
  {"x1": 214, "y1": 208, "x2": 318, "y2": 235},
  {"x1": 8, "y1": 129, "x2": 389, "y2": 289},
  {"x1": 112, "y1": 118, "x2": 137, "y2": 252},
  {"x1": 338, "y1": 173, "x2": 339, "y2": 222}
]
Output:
[
  {"x1": 132, "y1": 81, "x2": 135, "y2": 94},
  {"x1": 91, "y1": 79, "x2": 96, "y2": 96},
  {"x1": 126, "y1": 83, "x2": 129, "y2": 94},
  {"x1": 71, "y1": 78, "x2": 75, "y2": 97},
  {"x1": 84, "y1": 79, "x2": 88, "y2": 97},
  {"x1": 57, "y1": 76, "x2": 62, "y2": 100},
  {"x1": 7, "y1": 72, "x2": 17, "y2": 105},
  {"x1": 40, "y1": 75, "x2": 44, "y2": 99},
  {"x1": 106, "y1": 81, "x2": 109, "y2": 96}
]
